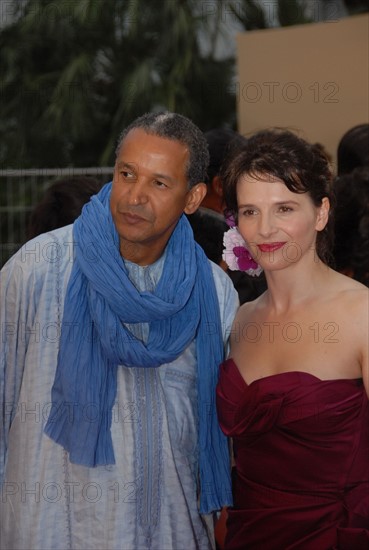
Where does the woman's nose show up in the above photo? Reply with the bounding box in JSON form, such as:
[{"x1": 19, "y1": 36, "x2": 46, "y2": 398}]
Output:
[{"x1": 258, "y1": 212, "x2": 276, "y2": 237}]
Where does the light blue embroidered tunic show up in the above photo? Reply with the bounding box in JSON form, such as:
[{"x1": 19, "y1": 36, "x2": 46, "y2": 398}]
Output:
[{"x1": 0, "y1": 225, "x2": 239, "y2": 550}]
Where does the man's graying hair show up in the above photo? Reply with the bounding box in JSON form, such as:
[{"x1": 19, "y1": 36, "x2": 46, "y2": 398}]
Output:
[{"x1": 116, "y1": 112, "x2": 209, "y2": 189}]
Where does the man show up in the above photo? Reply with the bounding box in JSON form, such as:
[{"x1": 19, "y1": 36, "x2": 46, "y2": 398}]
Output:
[{"x1": 0, "y1": 112, "x2": 238, "y2": 550}]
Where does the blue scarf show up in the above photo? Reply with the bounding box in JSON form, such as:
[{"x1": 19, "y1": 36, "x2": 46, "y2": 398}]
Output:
[{"x1": 44, "y1": 183, "x2": 232, "y2": 513}]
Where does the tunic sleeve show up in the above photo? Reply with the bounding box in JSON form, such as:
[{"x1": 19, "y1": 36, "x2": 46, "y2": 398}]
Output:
[
  {"x1": 0, "y1": 248, "x2": 38, "y2": 482},
  {"x1": 210, "y1": 262, "x2": 239, "y2": 354},
  {"x1": 0, "y1": 227, "x2": 74, "y2": 483}
]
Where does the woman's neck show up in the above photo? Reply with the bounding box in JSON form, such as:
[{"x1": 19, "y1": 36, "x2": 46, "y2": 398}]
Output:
[{"x1": 263, "y1": 258, "x2": 331, "y2": 315}]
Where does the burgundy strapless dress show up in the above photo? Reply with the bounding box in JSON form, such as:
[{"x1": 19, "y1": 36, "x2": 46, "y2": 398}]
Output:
[{"x1": 216, "y1": 359, "x2": 369, "y2": 550}]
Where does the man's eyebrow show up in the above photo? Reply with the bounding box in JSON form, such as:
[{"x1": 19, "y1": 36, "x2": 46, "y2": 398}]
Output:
[
  {"x1": 152, "y1": 172, "x2": 176, "y2": 184},
  {"x1": 117, "y1": 161, "x2": 137, "y2": 171},
  {"x1": 117, "y1": 161, "x2": 176, "y2": 184}
]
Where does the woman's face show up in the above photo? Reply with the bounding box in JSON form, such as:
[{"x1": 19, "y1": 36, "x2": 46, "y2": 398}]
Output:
[{"x1": 236, "y1": 173, "x2": 329, "y2": 271}]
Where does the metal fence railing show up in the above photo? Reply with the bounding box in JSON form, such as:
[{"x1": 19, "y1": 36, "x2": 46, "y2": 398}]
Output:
[{"x1": 0, "y1": 167, "x2": 113, "y2": 268}]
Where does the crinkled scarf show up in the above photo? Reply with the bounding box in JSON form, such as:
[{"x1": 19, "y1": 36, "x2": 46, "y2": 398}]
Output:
[{"x1": 44, "y1": 183, "x2": 232, "y2": 513}]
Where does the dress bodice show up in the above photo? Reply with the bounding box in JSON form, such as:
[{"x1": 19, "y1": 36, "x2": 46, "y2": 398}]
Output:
[{"x1": 216, "y1": 358, "x2": 369, "y2": 549}]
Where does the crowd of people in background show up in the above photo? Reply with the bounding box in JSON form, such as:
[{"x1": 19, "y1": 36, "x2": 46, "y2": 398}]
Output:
[{"x1": 333, "y1": 124, "x2": 369, "y2": 287}]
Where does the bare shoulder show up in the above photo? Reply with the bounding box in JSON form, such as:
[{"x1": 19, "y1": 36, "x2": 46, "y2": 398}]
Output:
[
  {"x1": 331, "y1": 271, "x2": 368, "y2": 310},
  {"x1": 329, "y1": 272, "x2": 368, "y2": 348},
  {"x1": 347, "y1": 284, "x2": 369, "y2": 324},
  {"x1": 343, "y1": 285, "x2": 369, "y2": 341},
  {"x1": 229, "y1": 292, "x2": 266, "y2": 350},
  {"x1": 235, "y1": 291, "x2": 267, "y2": 322},
  {"x1": 335, "y1": 279, "x2": 369, "y2": 396}
]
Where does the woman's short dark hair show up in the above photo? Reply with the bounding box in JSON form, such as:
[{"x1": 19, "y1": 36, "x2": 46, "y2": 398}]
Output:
[{"x1": 221, "y1": 129, "x2": 334, "y2": 265}]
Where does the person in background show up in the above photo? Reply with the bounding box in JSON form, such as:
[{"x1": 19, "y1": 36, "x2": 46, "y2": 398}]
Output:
[
  {"x1": 337, "y1": 123, "x2": 369, "y2": 176},
  {"x1": 27, "y1": 175, "x2": 102, "y2": 239},
  {"x1": 202, "y1": 128, "x2": 245, "y2": 214},
  {"x1": 0, "y1": 112, "x2": 238, "y2": 550},
  {"x1": 187, "y1": 206, "x2": 229, "y2": 266},
  {"x1": 189, "y1": 128, "x2": 267, "y2": 303},
  {"x1": 333, "y1": 166, "x2": 369, "y2": 286},
  {"x1": 332, "y1": 123, "x2": 369, "y2": 286},
  {"x1": 187, "y1": 128, "x2": 244, "y2": 267},
  {"x1": 217, "y1": 129, "x2": 368, "y2": 549}
]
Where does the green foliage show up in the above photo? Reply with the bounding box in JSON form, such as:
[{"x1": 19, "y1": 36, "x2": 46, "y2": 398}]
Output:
[
  {"x1": 230, "y1": 0, "x2": 312, "y2": 29},
  {"x1": 0, "y1": 0, "x2": 354, "y2": 169},
  {"x1": 277, "y1": 0, "x2": 312, "y2": 26},
  {"x1": 229, "y1": 0, "x2": 268, "y2": 30},
  {"x1": 341, "y1": 0, "x2": 368, "y2": 15},
  {"x1": 0, "y1": 0, "x2": 236, "y2": 168}
]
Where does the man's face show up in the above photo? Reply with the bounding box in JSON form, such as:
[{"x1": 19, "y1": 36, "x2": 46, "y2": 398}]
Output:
[{"x1": 110, "y1": 128, "x2": 205, "y2": 265}]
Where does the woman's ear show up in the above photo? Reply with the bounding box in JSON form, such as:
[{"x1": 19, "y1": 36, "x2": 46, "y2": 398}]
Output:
[
  {"x1": 184, "y1": 183, "x2": 208, "y2": 215},
  {"x1": 316, "y1": 197, "x2": 330, "y2": 231}
]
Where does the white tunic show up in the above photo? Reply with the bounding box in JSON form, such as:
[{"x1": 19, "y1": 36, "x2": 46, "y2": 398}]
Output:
[{"x1": 0, "y1": 225, "x2": 238, "y2": 550}]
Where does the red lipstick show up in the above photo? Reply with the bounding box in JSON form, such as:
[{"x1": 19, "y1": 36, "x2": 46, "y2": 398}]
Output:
[{"x1": 258, "y1": 242, "x2": 286, "y2": 253}]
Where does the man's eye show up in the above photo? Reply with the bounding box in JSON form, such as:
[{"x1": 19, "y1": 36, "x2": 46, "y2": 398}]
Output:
[
  {"x1": 120, "y1": 170, "x2": 136, "y2": 180},
  {"x1": 154, "y1": 180, "x2": 167, "y2": 188}
]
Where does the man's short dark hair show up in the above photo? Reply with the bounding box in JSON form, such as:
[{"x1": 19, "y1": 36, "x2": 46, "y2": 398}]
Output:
[{"x1": 116, "y1": 111, "x2": 209, "y2": 188}]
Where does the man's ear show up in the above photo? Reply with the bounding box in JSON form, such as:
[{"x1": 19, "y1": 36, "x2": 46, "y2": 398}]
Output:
[
  {"x1": 316, "y1": 197, "x2": 330, "y2": 231},
  {"x1": 184, "y1": 183, "x2": 208, "y2": 215}
]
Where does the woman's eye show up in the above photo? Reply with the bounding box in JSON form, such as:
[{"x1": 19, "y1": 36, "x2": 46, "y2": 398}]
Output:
[
  {"x1": 241, "y1": 209, "x2": 256, "y2": 216},
  {"x1": 279, "y1": 205, "x2": 293, "y2": 213}
]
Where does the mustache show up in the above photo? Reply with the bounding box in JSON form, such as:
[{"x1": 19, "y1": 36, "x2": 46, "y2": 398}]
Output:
[{"x1": 117, "y1": 206, "x2": 154, "y2": 221}]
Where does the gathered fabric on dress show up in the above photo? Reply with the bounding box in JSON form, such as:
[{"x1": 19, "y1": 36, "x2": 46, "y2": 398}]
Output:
[{"x1": 216, "y1": 358, "x2": 369, "y2": 550}]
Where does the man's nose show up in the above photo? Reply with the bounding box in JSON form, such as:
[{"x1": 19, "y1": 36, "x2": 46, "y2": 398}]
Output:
[{"x1": 127, "y1": 178, "x2": 148, "y2": 205}]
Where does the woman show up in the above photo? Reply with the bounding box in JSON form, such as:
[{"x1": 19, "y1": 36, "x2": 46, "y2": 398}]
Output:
[{"x1": 216, "y1": 129, "x2": 369, "y2": 549}]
